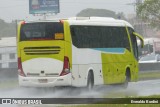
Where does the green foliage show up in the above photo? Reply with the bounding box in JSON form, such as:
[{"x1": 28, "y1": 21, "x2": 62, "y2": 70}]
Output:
[
  {"x1": 136, "y1": 0, "x2": 160, "y2": 29},
  {"x1": 77, "y1": 8, "x2": 126, "y2": 20},
  {"x1": 0, "y1": 19, "x2": 16, "y2": 38}
]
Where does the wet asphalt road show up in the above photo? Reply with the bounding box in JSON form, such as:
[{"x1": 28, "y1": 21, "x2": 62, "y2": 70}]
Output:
[
  {"x1": 0, "y1": 79, "x2": 160, "y2": 98},
  {"x1": 0, "y1": 79, "x2": 160, "y2": 106}
]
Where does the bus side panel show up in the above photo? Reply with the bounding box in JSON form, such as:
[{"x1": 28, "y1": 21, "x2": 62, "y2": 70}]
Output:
[
  {"x1": 71, "y1": 65, "x2": 80, "y2": 87},
  {"x1": 17, "y1": 22, "x2": 23, "y2": 59},
  {"x1": 133, "y1": 60, "x2": 138, "y2": 82},
  {"x1": 71, "y1": 46, "x2": 104, "y2": 87},
  {"x1": 125, "y1": 26, "x2": 139, "y2": 82},
  {"x1": 101, "y1": 49, "x2": 134, "y2": 84},
  {"x1": 89, "y1": 64, "x2": 103, "y2": 85},
  {"x1": 64, "y1": 21, "x2": 72, "y2": 68}
]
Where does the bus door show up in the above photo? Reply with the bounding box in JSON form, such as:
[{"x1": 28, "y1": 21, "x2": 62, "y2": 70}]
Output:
[{"x1": 128, "y1": 28, "x2": 139, "y2": 81}]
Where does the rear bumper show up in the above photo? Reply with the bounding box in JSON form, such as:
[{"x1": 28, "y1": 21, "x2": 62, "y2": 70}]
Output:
[{"x1": 18, "y1": 73, "x2": 71, "y2": 87}]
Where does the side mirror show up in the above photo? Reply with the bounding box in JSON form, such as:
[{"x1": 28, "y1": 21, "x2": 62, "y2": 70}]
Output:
[{"x1": 133, "y1": 32, "x2": 144, "y2": 48}]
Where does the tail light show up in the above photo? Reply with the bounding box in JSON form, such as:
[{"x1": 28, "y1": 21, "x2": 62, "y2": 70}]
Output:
[
  {"x1": 21, "y1": 21, "x2": 26, "y2": 25},
  {"x1": 60, "y1": 56, "x2": 70, "y2": 76},
  {"x1": 18, "y1": 57, "x2": 26, "y2": 77},
  {"x1": 59, "y1": 20, "x2": 64, "y2": 24}
]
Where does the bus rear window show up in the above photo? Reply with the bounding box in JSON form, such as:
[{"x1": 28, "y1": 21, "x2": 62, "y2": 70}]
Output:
[{"x1": 20, "y1": 22, "x2": 64, "y2": 41}]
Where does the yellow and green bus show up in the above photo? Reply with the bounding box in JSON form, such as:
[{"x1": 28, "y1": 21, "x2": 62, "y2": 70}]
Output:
[{"x1": 17, "y1": 17, "x2": 144, "y2": 89}]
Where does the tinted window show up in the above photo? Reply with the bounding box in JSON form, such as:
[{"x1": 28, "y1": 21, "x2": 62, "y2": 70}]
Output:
[
  {"x1": 70, "y1": 26, "x2": 130, "y2": 49},
  {"x1": 20, "y1": 22, "x2": 64, "y2": 41}
]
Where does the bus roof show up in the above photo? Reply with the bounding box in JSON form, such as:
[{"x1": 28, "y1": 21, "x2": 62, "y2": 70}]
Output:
[
  {"x1": 22, "y1": 17, "x2": 134, "y2": 28},
  {"x1": 66, "y1": 17, "x2": 134, "y2": 28}
]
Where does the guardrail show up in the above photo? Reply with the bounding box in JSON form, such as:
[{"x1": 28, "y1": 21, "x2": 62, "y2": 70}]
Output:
[
  {"x1": 139, "y1": 63, "x2": 160, "y2": 72},
  {"x1": 0, "y1": 68, "x2": 18, "y2": 81}
]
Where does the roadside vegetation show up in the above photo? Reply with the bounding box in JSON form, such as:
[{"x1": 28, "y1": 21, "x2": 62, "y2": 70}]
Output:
[
  {"x1": 0, "y1": 80, "x2": 18, "y2": 89},
  {"x1": 68, "y1": 95, "x2": 160, "y2": 107},
  {"x1": 68, "y1": 104, "x2": 160, "y2": 107}
]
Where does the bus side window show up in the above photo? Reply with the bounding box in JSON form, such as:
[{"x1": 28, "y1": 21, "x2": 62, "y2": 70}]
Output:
[{"x1": 70, "y1": 26, "x2": 81, "y2": 48}]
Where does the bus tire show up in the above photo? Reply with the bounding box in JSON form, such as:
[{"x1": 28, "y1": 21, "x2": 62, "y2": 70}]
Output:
[
  {"x1": 87, "y1": 71, "x2": 94, "y2": 90},
  {"x1": 122, "y1": 69, "x2": 130, "y2": 89}
]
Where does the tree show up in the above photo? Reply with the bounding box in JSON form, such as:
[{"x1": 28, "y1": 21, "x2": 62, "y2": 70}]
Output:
[
  {"x1": 77, "y1": 8, "x2": 126, "y2": 20},
  {"x1": 136, "y1": 0, "x2": 160, "y2": 28}
]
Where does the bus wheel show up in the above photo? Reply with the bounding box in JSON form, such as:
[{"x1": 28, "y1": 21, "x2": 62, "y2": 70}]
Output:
[
  {"x1": 122, "y1": 69, "x2": 130, "y2": 89},
  {"x1": 87, "y1": 71, "x2": 94, "y2": 90}
]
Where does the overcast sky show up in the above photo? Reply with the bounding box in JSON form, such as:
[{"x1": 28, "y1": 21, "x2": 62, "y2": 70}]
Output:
[{"x1": 0, "y1": 0, "x2": 135, "y2": 22}]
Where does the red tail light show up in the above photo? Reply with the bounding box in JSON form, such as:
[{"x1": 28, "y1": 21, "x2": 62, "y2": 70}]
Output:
[
  {"x1": 21, "y1": 21, "x2": 26, "y2": 25},
  {"x1": 18, "y1": 57, "x2": 26, "y2": 77},
  {"x1": 59, "y1": 20, "x2": 64, "y2": 24},
  {"x1": 60, "y1": 56, "x2": 70, "y2": 76}
]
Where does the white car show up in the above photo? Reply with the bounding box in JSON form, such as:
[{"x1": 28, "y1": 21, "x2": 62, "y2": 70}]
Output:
[{"x1": 139, "y1": 54, "x2": 160, "y2": 63}]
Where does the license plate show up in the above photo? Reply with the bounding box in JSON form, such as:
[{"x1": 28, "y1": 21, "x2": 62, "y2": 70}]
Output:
[{"x1": 38, "y1": 79, "x2": 48, "y2": 83}]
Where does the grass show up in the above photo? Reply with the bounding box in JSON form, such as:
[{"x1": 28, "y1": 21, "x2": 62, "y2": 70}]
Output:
[
  {"x1": 68, "y1": 105, "x2": 160, "y2": 107},
  {"x1": 65, "y1": 95, "x2": 160, "y2": 107},
  {"x1": 0, "y1": 80, "x2": 18, "y2": 89},
  {"x1": 66, "y1": 104, "x2": 160, "y2": 107}
]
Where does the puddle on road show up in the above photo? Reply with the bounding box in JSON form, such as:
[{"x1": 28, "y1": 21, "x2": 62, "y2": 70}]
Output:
[
  {"x1": 0, "y1": 85, "x2": 137, "y2": 98},
  {"x1": 0, "y1": 80, "x2": 160, "y2": 98},
  {"x1": 0, "y1": 80, "x2": 160, "y2": 107}
]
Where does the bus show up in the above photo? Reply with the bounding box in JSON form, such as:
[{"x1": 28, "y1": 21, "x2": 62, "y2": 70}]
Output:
[{"x1": 17, "y1": 17, "x2": 144, "y2": 89}]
